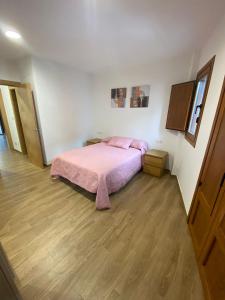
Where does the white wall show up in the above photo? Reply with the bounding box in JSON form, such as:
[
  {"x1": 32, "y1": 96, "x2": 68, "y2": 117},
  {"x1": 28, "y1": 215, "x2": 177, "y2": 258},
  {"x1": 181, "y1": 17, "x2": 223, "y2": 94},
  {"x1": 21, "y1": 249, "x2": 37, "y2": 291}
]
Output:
[
  {"x1": 0, "y1": 56, "x2": 93, "y2": 165},
  {"x1": 16, "y1": 56, "x2": 34, "y2": 85},
  {"x1": 91, "y1": 54, "x2": 193, "y2": 170},
  {"x1": 0, "y1": 85, "x2": 22, "y2": 152},
  {"x1": 173, "y1": 15, "x2": 225, "y2": 213},
  {"x1": 31, "y1": 57, "x2": 93, "y2": 164},
  {"x1": 0, "y1": 58, "x2": 20, "y2": 81}
]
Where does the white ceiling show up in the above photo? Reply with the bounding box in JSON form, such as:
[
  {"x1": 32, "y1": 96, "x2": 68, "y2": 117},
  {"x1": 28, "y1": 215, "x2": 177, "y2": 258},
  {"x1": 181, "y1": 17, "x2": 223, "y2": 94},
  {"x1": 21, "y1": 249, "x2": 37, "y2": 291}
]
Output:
[{"x1": 0, "y1": 0, "x2": 225, "y2": 72}]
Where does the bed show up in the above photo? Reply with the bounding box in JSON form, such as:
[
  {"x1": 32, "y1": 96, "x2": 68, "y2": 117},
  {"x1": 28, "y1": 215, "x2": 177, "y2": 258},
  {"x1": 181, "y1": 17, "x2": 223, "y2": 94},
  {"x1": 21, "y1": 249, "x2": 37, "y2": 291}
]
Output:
[{"x1": 50, "y1": 138, "x2": 147, "y2": 209}]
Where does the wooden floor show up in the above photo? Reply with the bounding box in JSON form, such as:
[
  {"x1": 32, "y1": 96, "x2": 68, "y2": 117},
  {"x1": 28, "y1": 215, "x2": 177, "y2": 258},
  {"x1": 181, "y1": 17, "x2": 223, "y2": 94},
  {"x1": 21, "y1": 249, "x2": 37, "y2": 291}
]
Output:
[{"x1": 0, "y1": 136, "x2": 204, "y2": 300}]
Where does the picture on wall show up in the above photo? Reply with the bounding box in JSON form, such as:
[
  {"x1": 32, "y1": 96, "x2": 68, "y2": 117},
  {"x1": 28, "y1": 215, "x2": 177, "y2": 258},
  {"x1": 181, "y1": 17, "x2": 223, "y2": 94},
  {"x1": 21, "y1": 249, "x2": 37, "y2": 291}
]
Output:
[
  {"x1": 111, "y1": 88, "x2": 127, "y2": 108},
  {"x1": 130, "y1": 85, "x2": 150, "y2": 108}
]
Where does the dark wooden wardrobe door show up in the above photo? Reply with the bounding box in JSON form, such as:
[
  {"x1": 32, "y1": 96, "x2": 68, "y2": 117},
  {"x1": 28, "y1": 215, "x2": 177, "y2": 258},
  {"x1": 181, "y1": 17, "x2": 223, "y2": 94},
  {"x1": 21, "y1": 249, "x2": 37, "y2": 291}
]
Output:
[
  {"x1": 166, "y1": 81, "x2": 195, "y2": 131},
  {"x1": 0, "y1": 268, "x2": 18, "y2": 300},
  {"x1": 189, "y1": 100, "x2": 225, "y2": 254},
  {"x1": 188, "y1": 77, "x2": 225, "y2": 300},
  {"x1": 0, "y1": 243, "x2": 23, "y2": 300},
  {"x1": 200, "y1": 188, "x2": 225, "y2": 300}
]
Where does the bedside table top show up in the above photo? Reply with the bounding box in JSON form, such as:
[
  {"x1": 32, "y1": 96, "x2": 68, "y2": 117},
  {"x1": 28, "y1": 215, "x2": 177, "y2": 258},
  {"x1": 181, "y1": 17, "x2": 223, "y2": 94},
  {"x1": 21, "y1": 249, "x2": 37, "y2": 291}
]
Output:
[
  {"x1": 145, "y1": 149, "x2": 168, "y2": 158},
  {"x1": 87, "y1": 138, "x2": 102, "y2": 143}
]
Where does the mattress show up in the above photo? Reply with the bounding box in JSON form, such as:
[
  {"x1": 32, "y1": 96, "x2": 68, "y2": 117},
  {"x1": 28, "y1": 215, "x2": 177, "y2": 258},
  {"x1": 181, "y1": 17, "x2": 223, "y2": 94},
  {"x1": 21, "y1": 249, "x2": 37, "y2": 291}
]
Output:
[{"x1": 50, "y1": 142, "x2": 143, "y2": 209}]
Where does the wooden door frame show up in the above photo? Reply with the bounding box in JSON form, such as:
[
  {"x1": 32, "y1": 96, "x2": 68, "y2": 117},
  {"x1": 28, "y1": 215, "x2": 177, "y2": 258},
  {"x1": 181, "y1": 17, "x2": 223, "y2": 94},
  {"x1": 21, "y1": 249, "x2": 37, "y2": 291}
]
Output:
[
  {"x1": 0, "y1": 79, "x2": 25, "y2": 88},
  {"x1": 188, "y1": 76, "x2": 225, "y2": 222},
  {"x1": 0, "y1": 79, "x2": 44, "y2": 167},
  {"x1": 185, "y1": 56, "x2": 216, "y2": 147}
]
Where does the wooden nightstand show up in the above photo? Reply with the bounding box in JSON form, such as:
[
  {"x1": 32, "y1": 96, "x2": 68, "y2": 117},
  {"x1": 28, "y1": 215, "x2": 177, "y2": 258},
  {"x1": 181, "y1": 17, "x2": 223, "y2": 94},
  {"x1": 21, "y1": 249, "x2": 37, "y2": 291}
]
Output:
[
  {"x1": 143, "y1": 149, "x2": 168, "y2": 177},
  {"x1": 86, "y1": 138, "x2": 102, "y2": 146}
]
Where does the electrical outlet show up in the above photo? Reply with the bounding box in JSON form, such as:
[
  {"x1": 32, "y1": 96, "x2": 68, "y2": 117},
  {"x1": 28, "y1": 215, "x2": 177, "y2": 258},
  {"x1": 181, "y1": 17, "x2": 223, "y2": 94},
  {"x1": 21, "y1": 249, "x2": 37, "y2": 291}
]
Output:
[{"x1": 97, "y1": 131, "x2": 103, "y2": 136}]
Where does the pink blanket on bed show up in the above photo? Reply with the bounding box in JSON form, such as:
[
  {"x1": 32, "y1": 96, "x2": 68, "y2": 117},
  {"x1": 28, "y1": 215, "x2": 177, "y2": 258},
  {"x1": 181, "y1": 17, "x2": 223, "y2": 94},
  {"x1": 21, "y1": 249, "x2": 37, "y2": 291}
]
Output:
[{"x1": 50, "y1": 142, "x2": 143, "y2": 209}]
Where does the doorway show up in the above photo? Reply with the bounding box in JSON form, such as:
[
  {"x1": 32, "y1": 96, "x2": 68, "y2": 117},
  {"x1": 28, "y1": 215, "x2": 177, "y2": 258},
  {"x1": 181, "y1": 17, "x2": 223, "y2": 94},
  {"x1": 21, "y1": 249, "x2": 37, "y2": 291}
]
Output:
[
  {"x1": 0, "y1": 80, "x2": 44, "y2": 168},
  {"x1": 0, "y1": 85, "x2": 26, "y2": 153},
  {"x1": 0, "y1": 111, "x2": 5, "y2": 135},
  {"x1": 0, "y1": 110, "x2": 7, "y2": 151}
]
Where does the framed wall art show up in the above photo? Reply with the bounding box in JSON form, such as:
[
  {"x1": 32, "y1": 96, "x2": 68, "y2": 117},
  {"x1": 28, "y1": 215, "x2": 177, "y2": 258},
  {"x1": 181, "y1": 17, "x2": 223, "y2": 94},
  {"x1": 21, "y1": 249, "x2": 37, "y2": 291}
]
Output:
[
  {"x1": 130, "y1": 85, "x2": 150, "y2": 108},
  {"x1": 111, "y1": 88, "x2": 126, "y2": 108}
]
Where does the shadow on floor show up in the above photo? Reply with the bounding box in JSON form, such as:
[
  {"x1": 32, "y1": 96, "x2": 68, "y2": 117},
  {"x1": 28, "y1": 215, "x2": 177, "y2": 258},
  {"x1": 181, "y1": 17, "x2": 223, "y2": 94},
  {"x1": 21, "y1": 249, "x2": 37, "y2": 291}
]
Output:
[{"x1": 59, "y1": 177, "x2": 96, "y2": 202}]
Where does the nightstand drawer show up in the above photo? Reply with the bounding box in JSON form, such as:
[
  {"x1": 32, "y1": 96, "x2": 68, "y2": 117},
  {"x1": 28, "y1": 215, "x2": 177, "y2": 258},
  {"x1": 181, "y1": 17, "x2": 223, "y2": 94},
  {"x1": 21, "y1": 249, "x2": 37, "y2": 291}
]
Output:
[
  {"x1": 143, "y1": 165, "x2": 164, "y2": 177},
  {"x1": 144, "y1": 155, "x2": 164, "y2": 168},
  {"x1": 87, "y1": 141, "x2": 96, "y2": 146},
  {"x1": 86, "y1": 138, "x2": 102, "y2": 146}
]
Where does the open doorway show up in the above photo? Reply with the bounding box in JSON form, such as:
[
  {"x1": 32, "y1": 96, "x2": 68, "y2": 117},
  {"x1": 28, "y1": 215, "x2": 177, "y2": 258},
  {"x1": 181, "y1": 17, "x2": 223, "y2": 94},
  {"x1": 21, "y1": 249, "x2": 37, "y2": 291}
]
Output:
[
  {"x1": 0, "y1": 110, "x2": 7, "y2": 151},
  {"x1": 0, "y1": 80, "x2": 44, "y2": 168},
  {"x1": 0, "y1": 86, "x2": 27, "y2": 154},
  {"x1": 0, "y1": 111, "x2": 5, "y2": 135}
]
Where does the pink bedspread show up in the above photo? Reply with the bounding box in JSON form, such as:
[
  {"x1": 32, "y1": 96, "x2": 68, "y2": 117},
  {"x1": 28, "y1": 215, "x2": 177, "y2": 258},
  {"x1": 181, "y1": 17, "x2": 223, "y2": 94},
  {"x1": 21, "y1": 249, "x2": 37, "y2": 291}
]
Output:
[{"x1": 50, "y1": 142, "x2": 143, "y2": 209}]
